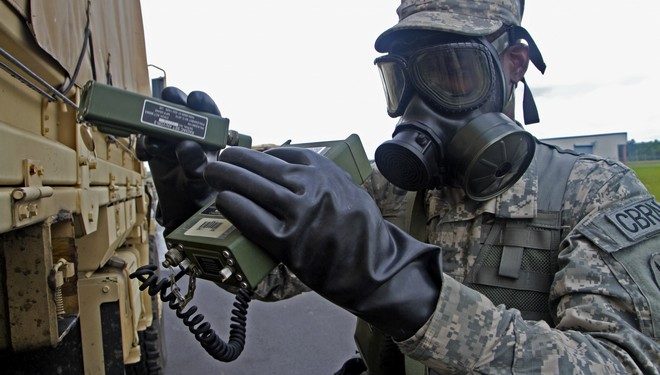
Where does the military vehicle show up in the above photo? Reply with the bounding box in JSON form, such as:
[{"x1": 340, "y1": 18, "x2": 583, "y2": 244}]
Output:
[{"x1": 0, "y1": 1, "x2": 165, "y2": 373}]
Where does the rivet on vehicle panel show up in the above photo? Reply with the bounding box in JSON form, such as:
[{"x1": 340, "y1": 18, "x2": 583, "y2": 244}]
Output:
[{"x1": 11, "y1": 189, "x2": 25, "y2": 200}]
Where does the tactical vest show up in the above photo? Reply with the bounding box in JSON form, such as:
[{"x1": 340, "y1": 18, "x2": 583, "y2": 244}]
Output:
[{"x1": 354, "y1": 143, "x2": 579, "y2": 375}]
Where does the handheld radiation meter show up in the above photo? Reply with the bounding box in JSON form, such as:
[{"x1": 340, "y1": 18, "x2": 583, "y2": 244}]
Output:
[
  {"x1": 78, "y1": 81, "x2": 251, "y2": 148},
  {"x1": 163, "y1": 134, "x2": 373, "y2": 289}
]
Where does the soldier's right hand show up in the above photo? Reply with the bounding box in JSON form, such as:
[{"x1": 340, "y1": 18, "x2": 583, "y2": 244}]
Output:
[
  {"x1": 136, "y1": 87, "x2": 219, "y2": 234},
  {"x1": 204, "y1": 146, "x2": 443, "y2": 340}
]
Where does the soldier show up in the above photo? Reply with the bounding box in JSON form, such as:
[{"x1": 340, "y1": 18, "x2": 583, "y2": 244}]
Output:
[{"x1": 138, "y1": 0, "x2": 660, "y2": 373}]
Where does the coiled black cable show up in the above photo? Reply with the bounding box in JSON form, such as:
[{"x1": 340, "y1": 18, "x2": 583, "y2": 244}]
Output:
[{"x1": 130, "y1": 265, "x2": 252, "y2": 362}]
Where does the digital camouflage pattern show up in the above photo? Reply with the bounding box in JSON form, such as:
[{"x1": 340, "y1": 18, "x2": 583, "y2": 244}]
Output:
[
  {"x1": 384, "y1": 143, "x2": 660, "y2": 374},
  {"x1": 255, "y1": 141, "x2": 660, "y2": 374},
  {"x1": 253, "y1": 263, "x2": 309, "y2": 301},
  {"x1": 375, "y1": 0, "x2": 523, "y2": 52}
]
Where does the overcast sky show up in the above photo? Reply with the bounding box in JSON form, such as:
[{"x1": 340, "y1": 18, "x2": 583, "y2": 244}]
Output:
[{"x1": 140, "y1": 1, "x2": 660, "y2": 158}]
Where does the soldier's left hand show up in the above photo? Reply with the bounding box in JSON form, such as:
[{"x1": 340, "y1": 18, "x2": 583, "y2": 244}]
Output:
[{"x1": 136, "y1": 87, "x2": 219, "y2": 234}]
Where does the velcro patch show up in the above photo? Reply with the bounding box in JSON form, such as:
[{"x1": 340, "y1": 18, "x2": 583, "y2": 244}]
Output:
[
  {"x1": 606, "y1": 198, "x2": 660, "y2": 241},
  {"x1": 652, "y1": 253, "x2": 660, "y2": 290}
]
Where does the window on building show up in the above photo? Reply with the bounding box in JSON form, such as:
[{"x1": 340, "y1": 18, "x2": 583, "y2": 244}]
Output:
[{"x1": 574, "y1": 143, "x2": 594, "y2": 154}]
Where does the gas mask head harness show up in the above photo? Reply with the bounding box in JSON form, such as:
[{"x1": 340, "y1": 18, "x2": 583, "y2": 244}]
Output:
[{"x1": 374, "y1": 27, "x2": 546, "y2": 201}]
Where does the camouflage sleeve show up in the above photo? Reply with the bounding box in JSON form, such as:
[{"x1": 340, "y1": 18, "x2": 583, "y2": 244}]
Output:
[
  {"x1": 252, "y1": 264, "x2": 311, "y2": 301},
  {"x1": 397, "y1": 159, "x2": 660, "y2": 374},
  {"x1": 363, "y1": 164, "x2": 410, "y2": 224}
]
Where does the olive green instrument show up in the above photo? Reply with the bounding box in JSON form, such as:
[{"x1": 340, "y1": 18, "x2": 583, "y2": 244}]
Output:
[
  {"x1": 78, "y1": 80, "x2": 251, "y2": 149},
  {"x1": 164, "y1": 134, "x2": 372, "y2": 289}
]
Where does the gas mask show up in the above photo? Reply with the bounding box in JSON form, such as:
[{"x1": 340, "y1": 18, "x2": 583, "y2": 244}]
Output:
[{"x1": 374, "y1": 29, "x2": 545, "y2": 201}]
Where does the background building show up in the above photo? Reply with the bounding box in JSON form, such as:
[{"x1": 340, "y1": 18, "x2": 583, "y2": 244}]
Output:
[{"x1": 541, "y1": 132, "x2": 628, "y2": 162}]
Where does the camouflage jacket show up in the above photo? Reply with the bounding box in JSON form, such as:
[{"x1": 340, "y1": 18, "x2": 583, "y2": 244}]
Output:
[{"x1": 256, "y1": 142, "x2": 660, "y2": 374}]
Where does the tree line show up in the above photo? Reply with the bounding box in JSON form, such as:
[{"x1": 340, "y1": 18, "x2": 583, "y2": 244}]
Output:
[{"x1": 627, "y1": 140, "x2": 660, "y2": 161}]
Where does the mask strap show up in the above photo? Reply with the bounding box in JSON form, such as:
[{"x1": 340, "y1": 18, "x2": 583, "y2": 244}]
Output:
[
  {"x1": 479, "y1": 36, "x2": 508, "y2": 112},
  {"x1": 507, "y1": 26, "x2": 546, "y2": 125},
  {"x1": 509, "y1": 26, "x2": 546, "y2": 73},
  {"x1": 521, "y1": 77, "x2": 539, "y2": 125}
]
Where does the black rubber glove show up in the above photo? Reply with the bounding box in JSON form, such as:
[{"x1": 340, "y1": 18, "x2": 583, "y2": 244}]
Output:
[
  {"x1": 204, "y1": 147, "x2": 443, "y2": 340},
  {"x1": 136, "y1": 87, "x2": 219, "y2": 234}
]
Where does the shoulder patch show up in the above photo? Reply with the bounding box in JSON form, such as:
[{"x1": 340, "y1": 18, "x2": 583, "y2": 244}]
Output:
[
  {"x1": 576, "y1": 196, "x2": 660, "y2": 253},
  {"x1": 606, "y1": 198, "x2": 660, "y2": 241}
]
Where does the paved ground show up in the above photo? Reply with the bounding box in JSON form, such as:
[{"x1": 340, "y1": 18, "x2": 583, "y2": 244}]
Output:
[{"x1": 155, "y1": 229, "x2": 359, "y2": 375}]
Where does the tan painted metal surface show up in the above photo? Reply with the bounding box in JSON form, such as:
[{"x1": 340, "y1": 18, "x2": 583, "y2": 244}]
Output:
[
  {"x1": 0, "y1": 121, "x2": 78, "y2": 185},
  {"x1": 1, "y1": 219, "x2": 58, "y2": 350},
  {"x1": 1, "y1": 0, "x2": 157, "y2": 371}
]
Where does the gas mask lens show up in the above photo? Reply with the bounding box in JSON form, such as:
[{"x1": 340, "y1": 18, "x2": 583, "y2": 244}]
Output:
[
  {"x1": 376, "y1": 58, "x2": 408, "y2": 117},
  {"x1": 412, "y1": 45, "x2": 493, "y2": 112},
  {"x1": 375, "y1": 42, "x2": 496, "y2": 116}
]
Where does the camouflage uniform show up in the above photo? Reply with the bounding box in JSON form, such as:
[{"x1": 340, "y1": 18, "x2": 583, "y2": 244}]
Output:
[
  {"x1": 254, "y1": 1, "x2": 660, "y2": 373},
  {"x1": 256, "y1": 141, "x2": 660, "y2": 374}
]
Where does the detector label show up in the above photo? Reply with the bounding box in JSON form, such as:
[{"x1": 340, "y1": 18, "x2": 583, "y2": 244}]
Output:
[
  {"x1": 184, "y1": 217, "x2": 235, "y2": 239},
  {"x1": 141, "y1": 99, "x2": 208, "y2": 139},
  {"x1": 306, "y1": 146, "x2": 329, "y2": 155}
]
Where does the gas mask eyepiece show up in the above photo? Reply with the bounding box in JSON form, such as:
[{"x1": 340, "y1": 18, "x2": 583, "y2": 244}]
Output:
[{"x1": 375, "y1": 41, "x2": 497, "y2": 118}]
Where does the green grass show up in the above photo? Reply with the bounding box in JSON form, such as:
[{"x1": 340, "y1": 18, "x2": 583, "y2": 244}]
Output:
[{"x1": 627, "y1": 160, "x2": 660, "y2": 198}]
